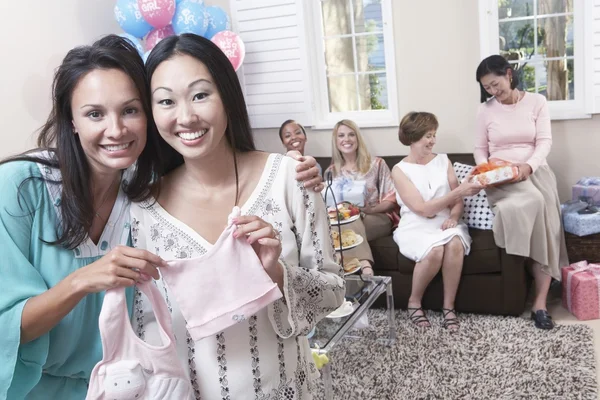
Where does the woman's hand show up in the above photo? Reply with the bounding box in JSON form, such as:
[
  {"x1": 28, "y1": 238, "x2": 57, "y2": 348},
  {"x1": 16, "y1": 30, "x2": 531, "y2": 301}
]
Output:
[
  {"x1": 458, "y1": 169, "x2": 485, "y2": 197},
  {"x1": 359, "y1": 205, "x2": 374, "y2": 214},
  {"x1": 286, "y1": 151, "x2": 324, "y2": 193},
  {"x1": 515, "y1": 163, "x2": 532, "y2": 182},
  {"x1": 71, "y1": 246, "x2": 165, "y2": 294},
  {"x1": 441, "y1": 218, "x2": 459, "y2": 230},
  {"x1": 232, "y1": 215, "x2": 283, "y2": 286}
]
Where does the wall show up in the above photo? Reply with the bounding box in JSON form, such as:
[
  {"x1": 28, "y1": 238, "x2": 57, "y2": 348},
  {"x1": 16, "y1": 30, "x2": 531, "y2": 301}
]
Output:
[
  {"x1": 247, "y1": 1, "x2": 600, "y2": 202},
  {"x1": 0, "y1": 0, "x2": 598, "y2": 201},
  {"x1": 0, "y1": 0, "x2": 120, "y2": 156}
]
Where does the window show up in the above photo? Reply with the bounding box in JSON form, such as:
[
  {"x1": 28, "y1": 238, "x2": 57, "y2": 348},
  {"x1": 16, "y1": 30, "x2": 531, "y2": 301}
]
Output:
[
  {"x1": 230, "y1": 0, "x2": 397, "y2": 129},
  {"x1": 306, "y1": 0, "x2": 398, "y2": 128},
  {"x1": 478, "y1": 0, "x2": 597, "y2": 119},
  {"x1": 230, "y1": 0, "x2": 314, "y2": 129}
]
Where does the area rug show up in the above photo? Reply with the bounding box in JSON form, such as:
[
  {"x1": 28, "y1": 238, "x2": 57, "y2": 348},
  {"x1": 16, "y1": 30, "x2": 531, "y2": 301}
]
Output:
[{"x1": 313, "y1": 309, "x2": 597, "y2": 400}]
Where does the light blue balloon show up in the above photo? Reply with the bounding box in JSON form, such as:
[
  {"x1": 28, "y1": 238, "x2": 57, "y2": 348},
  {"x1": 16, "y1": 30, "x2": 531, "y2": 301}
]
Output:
[
  {"x1": 143, "y1": 51, "x2": 152, "y2": 64},
  {"x1": 114, "y1": 0, "x2": 153, "y2": 39},
  {"x1": 204, "y1": 6, "x2": 231, "y2": 39},
  {"x1": 176, "y1": 0, "x2": 203, "y2": 4},
  {"x1": 173, "y1": 0, "x2": 208, "y2": 36},
  {"x1": 118, "y1": 33, "x2": 145, "y2": 58}
]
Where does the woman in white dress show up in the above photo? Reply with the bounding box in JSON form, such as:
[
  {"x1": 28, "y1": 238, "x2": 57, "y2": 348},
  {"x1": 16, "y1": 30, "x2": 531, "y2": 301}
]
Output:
[
  {"x1": 130, "y1": 34, "x2": 345, "y2": 399},
  {"x1": 392, "y1": 112, "x2": 482, "y2": 330}
]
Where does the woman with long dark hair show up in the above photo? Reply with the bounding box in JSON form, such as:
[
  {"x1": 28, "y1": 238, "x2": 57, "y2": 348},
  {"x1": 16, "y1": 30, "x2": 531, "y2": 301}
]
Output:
[
  {"x1": 0, "y1": 35, "x2": 165, "y2": 399},
  {"x1": 130, "y1": 34, "x2": 345, "y2": 399},
  {"x1": 0, "y1": 34, "x2": 323, "y2": 399},
  {"x1": 475, "y1": 55, "x2": 568, "y2": 330}
]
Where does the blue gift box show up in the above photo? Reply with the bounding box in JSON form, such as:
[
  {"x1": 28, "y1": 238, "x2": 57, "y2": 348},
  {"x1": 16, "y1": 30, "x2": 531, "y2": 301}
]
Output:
[{"x1": 563, "y1": 209, "x2": 600, "y2": 237}]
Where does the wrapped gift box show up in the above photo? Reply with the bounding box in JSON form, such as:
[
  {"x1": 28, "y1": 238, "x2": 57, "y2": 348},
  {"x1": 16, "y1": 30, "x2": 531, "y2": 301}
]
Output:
[
  {"x1": 469, "y1": 162, "x2": 518, "y2": 186},
  {"x1": 572, "y1": 177, "x2": 600, "y2": 206},
  {"x1": 563, "y1": 209, "x2": 600, "y2": 237},
  {"x1": 562, "y1": 261, "x2": 600, "y2": 320}
]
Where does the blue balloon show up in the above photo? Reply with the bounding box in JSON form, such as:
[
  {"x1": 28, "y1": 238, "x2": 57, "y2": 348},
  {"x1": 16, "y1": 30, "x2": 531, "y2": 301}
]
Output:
[
  {"x1": 114, "y1": 0, "x2": 153, "y2": 39},
  {"x1": 118, "y1": 33, "x2": 145, "y2": 58},
  {"x1": 204, "y1": 6, "x2": 230, "y2": 39},
  {"x1": 176, "y1": 0, "x2": 203, "y2": 4},
  {"x1": 143, "y1": 51, "x2": 151, "y2": 64},
  {"x1": 173, "y1": 0, "x2": 208, "y2": 36}
]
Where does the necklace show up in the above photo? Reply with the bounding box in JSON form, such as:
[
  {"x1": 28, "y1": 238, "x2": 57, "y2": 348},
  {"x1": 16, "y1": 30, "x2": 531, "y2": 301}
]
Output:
[
  {"x1": 94, "y1": 177, "x2": 119, "y2": 222},
  {"x1": 498, "y1": 89, "x2": 522, "y2": 111},
  {"x1": 342, "y1": 160, "x2": 358, "y2": 172}
]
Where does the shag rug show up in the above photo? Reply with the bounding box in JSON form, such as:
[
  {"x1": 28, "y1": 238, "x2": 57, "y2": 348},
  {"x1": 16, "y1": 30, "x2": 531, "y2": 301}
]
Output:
[{"x1": 313, "y1": 309, "x2": 597, "y2": 400}]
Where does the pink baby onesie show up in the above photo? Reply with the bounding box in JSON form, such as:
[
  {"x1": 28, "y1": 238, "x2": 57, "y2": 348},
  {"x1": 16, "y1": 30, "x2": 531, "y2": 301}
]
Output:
[
  {"x1": 86, "y1": 281, "x2": 195, "y2": 400},
  {"x1": 160, "y1": 206, "x2": 283, "y2": 341}
]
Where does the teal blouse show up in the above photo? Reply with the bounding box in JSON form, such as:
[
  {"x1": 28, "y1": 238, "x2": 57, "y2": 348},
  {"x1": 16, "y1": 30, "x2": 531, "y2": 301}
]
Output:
[{"x1": 0, "y1": 159, "x2": 133, "y2": 400}]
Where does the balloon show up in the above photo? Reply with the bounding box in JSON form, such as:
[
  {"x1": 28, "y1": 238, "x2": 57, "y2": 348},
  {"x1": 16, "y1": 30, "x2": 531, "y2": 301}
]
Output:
[
  {"x1": 211, "y1": 31, "x2": 245, "y2": 71},
  {"x1": 173, "y1": 0, "x2": 208, "y2": 36},
  {"x1": 204, "y1": 6, "x2": 230, "y2": 39},
  {"x1": 118, "y1": 33, "x2": 145, "y2": 58},
  {"x1": 114, "y1": 0, "x2": 153, "y2": 38},
  {"x1": 176, "y1": 0, "x2": 203, "y2": 4},
  {"x1": 138, "y1": 0, "x2": 176, "y2": 29},
  {"x1": 145, "y1": 25, "x2": 175, "y2": 51},
  {"x1": 143, "y1": 51, "x2": 152, "y2": 64}
]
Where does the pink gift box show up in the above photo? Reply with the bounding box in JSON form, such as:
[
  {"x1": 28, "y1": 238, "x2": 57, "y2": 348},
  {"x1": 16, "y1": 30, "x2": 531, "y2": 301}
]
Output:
[{"x1": 562, "y1": 261, "x2": 600, "y2": 320}]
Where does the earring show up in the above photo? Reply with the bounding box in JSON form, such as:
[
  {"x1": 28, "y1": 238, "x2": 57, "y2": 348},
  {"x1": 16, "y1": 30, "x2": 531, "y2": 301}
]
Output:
[{"x1": 510, "y1": 77, "x2": 513, "y2": 84}]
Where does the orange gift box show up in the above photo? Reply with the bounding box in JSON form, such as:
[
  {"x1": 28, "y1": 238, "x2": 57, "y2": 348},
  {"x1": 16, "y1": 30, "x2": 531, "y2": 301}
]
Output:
[{"x1": 469, "y1": 161, "x2": 519, "y2": 186}]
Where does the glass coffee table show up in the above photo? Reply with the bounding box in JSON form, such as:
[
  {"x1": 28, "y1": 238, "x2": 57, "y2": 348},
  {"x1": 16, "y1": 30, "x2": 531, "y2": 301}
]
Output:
[{"x1": 309, "y1": 275, "x2": 396, "y2": 400}]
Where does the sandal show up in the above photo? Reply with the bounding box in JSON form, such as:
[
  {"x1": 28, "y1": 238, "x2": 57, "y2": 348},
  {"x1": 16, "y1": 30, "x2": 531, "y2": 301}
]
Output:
[
  {"x1": 408, "y1": 307, "x2": 430, "y2": 328},
  {"x1": 442, "y1": 308, "x2": 459, "y2": 331}
]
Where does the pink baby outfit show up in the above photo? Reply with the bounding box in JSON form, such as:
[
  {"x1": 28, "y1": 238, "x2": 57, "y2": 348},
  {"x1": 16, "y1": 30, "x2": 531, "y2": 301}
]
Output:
[
  {"x1": 160, "y1": 206, "x2": 283, "y2": 341},
  {"x1": 86, "y1": 281, "x2": 194, "y2": 400}
]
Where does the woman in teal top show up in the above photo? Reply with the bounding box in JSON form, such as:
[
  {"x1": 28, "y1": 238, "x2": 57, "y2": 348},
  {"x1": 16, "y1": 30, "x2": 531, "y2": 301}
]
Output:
[
  {"x1": 0, "y1": 36, "x2": 165, "y2": 400},
  {"x1": 0, "y1": 35, "x2": 323, "y2": 400}
]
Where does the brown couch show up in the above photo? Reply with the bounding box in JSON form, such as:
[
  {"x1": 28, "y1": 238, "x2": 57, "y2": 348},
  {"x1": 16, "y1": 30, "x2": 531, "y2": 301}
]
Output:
[{"x1": 317, "y1": 154, "x2": 529, "y2": 316}]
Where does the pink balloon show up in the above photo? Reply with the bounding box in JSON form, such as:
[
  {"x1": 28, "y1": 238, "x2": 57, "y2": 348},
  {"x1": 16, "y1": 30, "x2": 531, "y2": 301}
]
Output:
[
  {"x1": 146, "y1": 25, "x2": 175, "y2": 51},
  {"x1": 138, "y1": 0, "x2": 175, "y2": 29},
  {"x1": 211, "y1": 31, "x2": 245, "y2": 72}
]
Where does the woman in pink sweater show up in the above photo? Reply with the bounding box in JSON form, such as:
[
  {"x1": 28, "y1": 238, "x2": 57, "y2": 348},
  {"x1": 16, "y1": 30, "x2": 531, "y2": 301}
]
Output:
[{"x1": 475, "y1": 55, "x2": 568, "y2": 330}]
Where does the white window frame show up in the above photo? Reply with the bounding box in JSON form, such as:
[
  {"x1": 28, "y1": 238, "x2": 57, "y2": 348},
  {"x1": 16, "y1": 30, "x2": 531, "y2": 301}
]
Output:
[
  {"x1": 304, "y1": 0, "x2": 399, "y2": 129},
  {"x1": 478, "y1": 0, "x2": 594, "y2": 120}
]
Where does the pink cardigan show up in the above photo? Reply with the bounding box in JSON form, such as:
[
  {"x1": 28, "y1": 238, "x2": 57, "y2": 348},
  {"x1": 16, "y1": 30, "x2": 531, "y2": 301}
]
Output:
[{"x1": 474, "y1": 92, "x2": 552, "y2": 172}]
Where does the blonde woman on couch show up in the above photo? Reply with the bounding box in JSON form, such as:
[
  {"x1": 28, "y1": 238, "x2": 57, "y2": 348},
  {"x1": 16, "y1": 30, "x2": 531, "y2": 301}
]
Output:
[
  {"x1": 324, "y1": 119, "x2": 399, "y2": 275},
  {"x1": 475, "y1": 55, "x2": 568, "y2": 330},
  {"x1": 392, "y1": 112, "x2": 483, "y2": 330}
]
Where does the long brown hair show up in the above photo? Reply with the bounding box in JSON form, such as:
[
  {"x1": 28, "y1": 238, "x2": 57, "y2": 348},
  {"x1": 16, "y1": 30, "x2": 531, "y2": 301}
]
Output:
[{"x1": 0, "y1": 35, "x2": 162, "y2": 249}]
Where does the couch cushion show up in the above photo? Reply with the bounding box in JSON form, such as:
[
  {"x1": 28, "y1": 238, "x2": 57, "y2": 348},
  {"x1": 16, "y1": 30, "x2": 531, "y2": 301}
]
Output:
[
  {"x1": 453, "y1": 162, "x2": 495, "y2": 230},
  {"x1": 369, "y1": 229, "x2": 503, "y2": 276}
]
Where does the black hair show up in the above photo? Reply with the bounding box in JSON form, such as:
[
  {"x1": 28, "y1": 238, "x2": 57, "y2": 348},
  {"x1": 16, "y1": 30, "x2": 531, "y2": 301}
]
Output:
[
  {"x1": 145, "y1": 33, "x2": 255, "y2": 175},
  {"x1": 278, "y1": 119, "x2": 306, "y2": 142},
  {"x1": 0, "y1": 35, "x2": 162, "y2": 249},
  {"x1": 475, "y1": 54, "x2": 520, "y2": 103}
]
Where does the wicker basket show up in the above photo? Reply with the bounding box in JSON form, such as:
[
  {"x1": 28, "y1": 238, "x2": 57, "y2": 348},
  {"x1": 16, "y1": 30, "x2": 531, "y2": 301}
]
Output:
[{"x1": 565, "y1": 232, "x2": 600, "y2": 264}]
